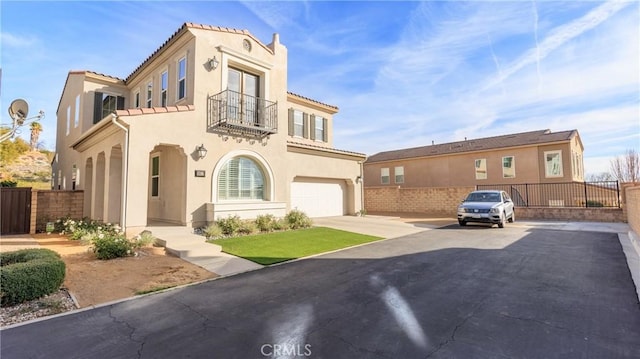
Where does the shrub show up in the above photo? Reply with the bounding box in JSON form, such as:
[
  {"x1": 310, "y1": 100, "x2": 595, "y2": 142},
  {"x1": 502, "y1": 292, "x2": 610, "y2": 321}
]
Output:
[
  {"x1": 1, "y1": 179, "x2": 17, "y2": 187},
  {"x1": 238, "y1": 220, "x2": 258, "y2": 235},
  {"x1": 216, "y1": 215, "x2": 243, "y2": 236},
  {"x1": 273, "y1": 218, "x2": 290, "y2": 231},
  {"x1": 1, "y1": 248, "x2": 66, "y2": 306},
  {"x1": 285, "y1": 209, "x2": 312, "y2": 229},
  {"x1": 203, "y1": 223, "x2": 223, "y2": 240},
  {"x1": 255, "y1": 214, "x2": 277, "y2": 232},
  {"x1": 91, "y1": 233, "x2": 135, "y2": 260},
  {"x1": 133, "y1": 230, "x2": 156, "y2": 248},
  {"x1": 586, "y1": 200, "x2": 604, "y2": 207}
]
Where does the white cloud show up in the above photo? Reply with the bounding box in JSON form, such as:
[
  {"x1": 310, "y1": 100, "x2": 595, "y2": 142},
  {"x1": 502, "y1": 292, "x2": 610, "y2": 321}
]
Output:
[{"x1": 0, "y1": 32, "x2": 38, "y2": 48}]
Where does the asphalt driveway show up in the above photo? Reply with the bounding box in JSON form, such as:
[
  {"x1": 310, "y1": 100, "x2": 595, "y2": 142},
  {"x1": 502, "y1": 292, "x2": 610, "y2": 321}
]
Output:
[{"x1": 2, "y1": 225, "x2": 640, "y2": 358}]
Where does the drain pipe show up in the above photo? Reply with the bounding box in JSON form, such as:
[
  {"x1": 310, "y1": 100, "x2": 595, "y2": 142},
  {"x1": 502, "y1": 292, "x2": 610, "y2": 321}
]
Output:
[{"x1": 111, "y1": 114, "x2": 129, "y2": 232}]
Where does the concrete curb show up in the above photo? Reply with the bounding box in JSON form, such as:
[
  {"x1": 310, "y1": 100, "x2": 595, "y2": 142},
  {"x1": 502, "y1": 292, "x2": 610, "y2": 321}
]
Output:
[{"x1": 621, "y1": 230, "x2": 640, "y2": 302}]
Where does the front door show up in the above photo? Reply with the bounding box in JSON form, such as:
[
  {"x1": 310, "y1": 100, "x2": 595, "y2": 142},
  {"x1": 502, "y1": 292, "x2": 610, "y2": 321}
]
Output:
[{"x1": 228, "y1": 68, "x2": 259, "y2": 125}]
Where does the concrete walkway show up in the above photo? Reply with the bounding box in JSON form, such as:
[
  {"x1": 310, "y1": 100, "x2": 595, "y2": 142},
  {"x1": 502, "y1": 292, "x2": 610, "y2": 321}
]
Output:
[
  {"x1": 0, "y1": 234, "x2": 40, "y2": 253},
  {"x1": 145, "y1": 226, "x2": 263, "y2": 276}
]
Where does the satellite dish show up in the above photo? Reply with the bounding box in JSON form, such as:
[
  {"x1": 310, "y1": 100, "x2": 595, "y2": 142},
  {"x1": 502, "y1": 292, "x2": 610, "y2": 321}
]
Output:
[{"x1": 9, "y1": 99, "x2": 29, "y2": 124}]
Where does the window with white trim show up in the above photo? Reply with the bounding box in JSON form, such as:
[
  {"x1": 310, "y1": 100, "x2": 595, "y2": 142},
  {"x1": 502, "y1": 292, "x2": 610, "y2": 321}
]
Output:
[
  {"x1": 545, "y1": 150, "x2": 563, "y2": 178},
  {"x1": 146, "y1": 82, "x2": 153, "y2": 108},
  {"x1": 381, "y1": 168, "x2": 390, "y2": 184},
  {"x1": 475, "y1": 159, "x2": 487, "y2": 180},
  {"x1": 502, "y1": 156, "x2": 515, "y2": 178},
  {"x1": 293, "y1": 110, "x2": 304, "y2": 137},
  {"x1": 72, "y1": 164, "x2": 78, "y2": 190},
  {"x1": 160, "y1": 71, "x2": 168, "y2": 106},
  {"x1": 151, "y1": 156, "x2": 159, "y2": 197},
  {"x1": 395, "y1": 166, "x2": 404, "y2": 184},
  {"x1": 177, "y1": 57, "x2": 186, "y2": 100},
  {"x1": 314, "y1": 116, "x2": 326, "y2": 142},
  {"x1": 218, "y1": 157, "x2": 265, "y2": 200},
  {"x1": 134, "y1": 91, "x2": 140, "y2": 108},
  {"x1": 74, "y1": 95, "x2": 80, "y2": 128},
  {"x1": 66, "y1": 106, "x2": 71, "y2": 135}
]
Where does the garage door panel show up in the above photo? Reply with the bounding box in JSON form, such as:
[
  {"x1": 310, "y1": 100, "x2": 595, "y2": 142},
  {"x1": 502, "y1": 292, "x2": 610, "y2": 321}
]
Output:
[{"x1": 291, "y1": 180, "x2": 345, "y2": 218}]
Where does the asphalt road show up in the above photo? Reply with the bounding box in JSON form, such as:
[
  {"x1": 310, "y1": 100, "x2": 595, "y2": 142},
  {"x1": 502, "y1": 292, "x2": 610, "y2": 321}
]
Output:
[{"x1": 2, "y1": 225, "x2": 640, "y2": 358}]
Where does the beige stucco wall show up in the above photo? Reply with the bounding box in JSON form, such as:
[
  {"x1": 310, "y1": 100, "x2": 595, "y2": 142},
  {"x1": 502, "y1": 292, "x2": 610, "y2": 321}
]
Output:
[{"x1": 365, "y1": 142, "x2": 580, "y2": 189}]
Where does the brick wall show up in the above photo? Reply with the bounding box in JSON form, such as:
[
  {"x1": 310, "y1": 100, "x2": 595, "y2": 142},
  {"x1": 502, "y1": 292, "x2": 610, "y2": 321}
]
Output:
[
  {"x1": 515, "y1": 207, "x2": 624, "y2": 223},
  {"x1": 626, "y1": 185, "x2": 640, "y2": 235},
  {"x1": 33, "y1": 190, "x2": 84, "y2": 233},
  {"x1": 365, "y1": 186, "x2": 475, "y2": 216}
]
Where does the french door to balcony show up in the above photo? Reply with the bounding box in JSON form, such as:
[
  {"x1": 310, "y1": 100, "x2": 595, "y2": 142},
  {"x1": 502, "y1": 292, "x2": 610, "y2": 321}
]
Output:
[{"x1": 228, "y1": 68, "x2": 259, "y2": 126}]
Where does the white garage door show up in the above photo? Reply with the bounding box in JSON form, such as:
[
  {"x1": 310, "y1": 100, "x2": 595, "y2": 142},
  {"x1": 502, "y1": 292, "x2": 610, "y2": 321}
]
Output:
[{"x1": 290, "y1": 180, "x2": 345, "y2": 218}]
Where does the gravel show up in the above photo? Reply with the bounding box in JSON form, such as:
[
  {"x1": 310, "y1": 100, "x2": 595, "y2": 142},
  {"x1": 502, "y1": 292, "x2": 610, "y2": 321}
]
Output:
[{"x1": 1, "y1": 289, "x2": 77, "y2": 327}]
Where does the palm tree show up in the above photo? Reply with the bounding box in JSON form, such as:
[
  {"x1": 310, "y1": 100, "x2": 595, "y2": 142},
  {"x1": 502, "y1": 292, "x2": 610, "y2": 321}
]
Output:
[{"x1": 29, "y1": 122, "x2": 42, "y2": 151}]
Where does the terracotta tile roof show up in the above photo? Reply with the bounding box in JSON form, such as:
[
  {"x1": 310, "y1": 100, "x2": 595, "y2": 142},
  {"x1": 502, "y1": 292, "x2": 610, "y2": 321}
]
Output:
[
  {"x1": 287, "y1": 141, "x2": 366, "y2": 158},
  {"x1": 366, "y1": 129, "x2": 578, "y2": 163},
  {"x1": 69, "y1": 70, "x2": 125, "y2": 82},
  {"x1": 115, "y1": 105, "x2": 195, "y2": 117},
  {"x1": 287, "y1": 91, "x2": 338, "y2": 111},
  {"x1": 125, "y1": 22, "x2": 271, "y2": 83}
]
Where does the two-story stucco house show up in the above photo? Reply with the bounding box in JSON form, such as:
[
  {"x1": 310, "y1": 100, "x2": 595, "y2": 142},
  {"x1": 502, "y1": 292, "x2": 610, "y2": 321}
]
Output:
[
  {"x1": 364, "y1": 129, "x2": 585, "y2": 187},
  {"x1": 52, "y1": 23, "x2": 365, "y2": 235}
]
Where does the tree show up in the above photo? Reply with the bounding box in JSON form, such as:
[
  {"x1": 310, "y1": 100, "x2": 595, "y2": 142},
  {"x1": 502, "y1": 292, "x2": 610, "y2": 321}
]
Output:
[
  {"x1": 29, "y1": 122, "x2": 43, "y2": 151},
  {"x1": 610, "y1": 149, "x2": 639, "y2": 183},
  {"x1": 586, "y1": 172, "x2": 614, "y2": 182}
]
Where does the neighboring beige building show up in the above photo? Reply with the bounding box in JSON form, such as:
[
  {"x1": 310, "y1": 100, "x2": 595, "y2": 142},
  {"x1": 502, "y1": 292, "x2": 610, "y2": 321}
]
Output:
[
  {"x1": 52, "y1": 23, "x2": 365, "y2": 234},
  {"x1": 364, "y1": 129, "x2": 585, "y2": 188}
]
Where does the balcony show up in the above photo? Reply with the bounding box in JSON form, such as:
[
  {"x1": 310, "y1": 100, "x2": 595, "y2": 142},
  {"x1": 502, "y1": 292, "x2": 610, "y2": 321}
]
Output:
[{"x1": 207, "y1": 90, "x2": 277, "y2": 139}]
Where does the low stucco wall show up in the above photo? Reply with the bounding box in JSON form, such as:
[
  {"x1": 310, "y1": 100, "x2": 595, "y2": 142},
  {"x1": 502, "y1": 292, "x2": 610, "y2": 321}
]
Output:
[
  {"x1": 33, "y1": 190, "x2": 84, "y2": 233},
  {"x1": 364, "y1": 186, "x2": 475, "y2": 216}
]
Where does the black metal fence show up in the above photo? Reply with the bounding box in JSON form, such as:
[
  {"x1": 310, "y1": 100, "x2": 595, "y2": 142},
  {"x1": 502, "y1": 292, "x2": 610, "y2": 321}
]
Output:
[{"x1": 477, "y1": 181, "x2": 620, "y2": 208}]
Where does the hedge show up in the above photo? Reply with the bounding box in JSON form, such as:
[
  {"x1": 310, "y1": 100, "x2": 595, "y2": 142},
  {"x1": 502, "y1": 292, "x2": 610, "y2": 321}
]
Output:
[{"x1": 1, "y1": 248, "x2": 66, "y2": 306}]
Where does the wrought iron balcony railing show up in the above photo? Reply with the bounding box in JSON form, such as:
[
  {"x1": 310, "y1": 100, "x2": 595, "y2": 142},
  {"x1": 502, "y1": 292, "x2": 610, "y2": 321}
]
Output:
[{"x1": 207, "y1": 90, "x2": 277, "y2": 138}]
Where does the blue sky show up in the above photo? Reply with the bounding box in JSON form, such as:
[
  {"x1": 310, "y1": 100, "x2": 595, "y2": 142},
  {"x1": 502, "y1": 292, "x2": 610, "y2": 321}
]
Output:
[{"x1": 1, "y1": 0, "x2": 638, "y2": 176}]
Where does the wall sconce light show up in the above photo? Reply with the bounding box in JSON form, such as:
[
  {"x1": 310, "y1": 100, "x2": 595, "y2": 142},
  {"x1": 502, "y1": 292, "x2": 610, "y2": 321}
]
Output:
[
  {"x1": 356, "y1": 175, "x2": 362, "y2": 184},
  {"x1": 196, "y1": 144, "x2": 208, "y2": 159},
  {"x1": 207, "y1": 56, "x2": 219, "y2": 71}
]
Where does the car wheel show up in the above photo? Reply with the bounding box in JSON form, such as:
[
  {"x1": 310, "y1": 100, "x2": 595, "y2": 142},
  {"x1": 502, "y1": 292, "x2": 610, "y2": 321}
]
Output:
[
  {"x1": 498, "y1": 213, "x2": 505, "y2": 228},
  {"x1": 508, "y1": 210, "x2": 515, "y2": 223},
  {"x1": 458, "y1": 219, "x2": 467, "y2": 226}
]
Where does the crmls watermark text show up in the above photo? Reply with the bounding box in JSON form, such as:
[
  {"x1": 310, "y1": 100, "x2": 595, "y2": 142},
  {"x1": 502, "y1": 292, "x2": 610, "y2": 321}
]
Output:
[{"x1": 260, "y1": 344, "x2": 312, "y2": 357}]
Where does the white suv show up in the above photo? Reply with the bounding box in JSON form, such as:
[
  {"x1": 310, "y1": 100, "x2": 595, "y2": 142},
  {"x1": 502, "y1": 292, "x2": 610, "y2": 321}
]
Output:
[{"x1": 457, "y1": 190, "x2": 515, "y2": 228}]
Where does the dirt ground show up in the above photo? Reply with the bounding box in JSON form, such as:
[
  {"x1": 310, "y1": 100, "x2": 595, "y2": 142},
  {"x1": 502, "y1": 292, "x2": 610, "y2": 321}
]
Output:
[{"x1": 30, "y1": 234, "x2": 217, "y2": 307}]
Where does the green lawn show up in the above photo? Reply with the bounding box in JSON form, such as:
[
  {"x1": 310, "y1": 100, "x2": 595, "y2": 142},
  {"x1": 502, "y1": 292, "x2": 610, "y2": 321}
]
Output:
[{"x1": 211, "y1": 227, "x2": 383, "y2": 265}]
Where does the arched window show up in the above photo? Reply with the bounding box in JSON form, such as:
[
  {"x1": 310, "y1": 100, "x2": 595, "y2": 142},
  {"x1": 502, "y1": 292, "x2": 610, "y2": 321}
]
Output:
[{"x1": 218, "y1": 157, "x2": 265, "y2": 200}]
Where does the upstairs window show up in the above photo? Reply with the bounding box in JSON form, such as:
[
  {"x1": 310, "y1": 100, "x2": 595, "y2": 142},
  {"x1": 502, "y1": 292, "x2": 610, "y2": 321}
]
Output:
[
  {"x1": 146, "y1": 82, "x2": 153, "y2": 108},
  {"x1": 545, "y1": 150, "x2": 563, "y2": 178},
  {"x1": 502, "y1": 156, "x2": 515, "y2": 178},
  {"x1": 311, "y1": 115, "x2": 327, "y2": 142},
  {"x1": 134, "y1": 91, "x2": 140, "y2": 108},
  {"x1": 177, "y1": 57, "x2": 186, "y2": 100},
  {"x1": 93, "y1": 92, "x2": 124, "y2": 124},
  {"x1": 74, "y1": 95, "x2": 80, "y2": 128},
  {"x1": 160, "y1": 71, "x2": 168, "y2": 106},
  {"x1": 475, "y1": 159, "x2": 487, "y2": 180},
  {"x1": 395, "y1": 166, "x2": 404, "y2": 184},
  {"x1": 66, "y1": 106, "x2": 71, "y2": 135},
  {"x1": 288, "y1": 109, "x2": 308, "y2": 138},
  {"x1": 381, "y1": 168, "x2": 390, "y2": 184}
]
